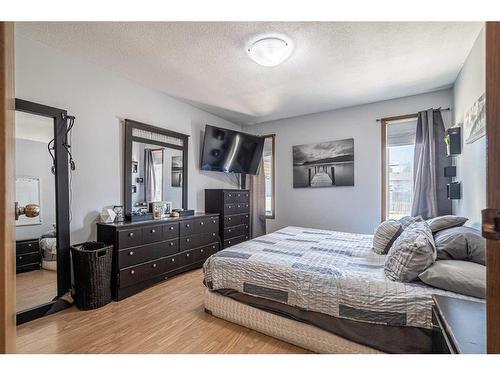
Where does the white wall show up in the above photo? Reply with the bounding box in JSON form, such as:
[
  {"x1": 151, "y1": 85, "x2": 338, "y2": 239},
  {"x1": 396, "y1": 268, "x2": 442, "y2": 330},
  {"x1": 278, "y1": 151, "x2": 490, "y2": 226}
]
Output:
[
  {"x1": 15, "y1": 138, "x2": 56, "y2": 240},
  {"x1": 247, "y1": 90, "x2": 453, "y2": 234},
  {"x1": 15, "y1": 34, "x2": 241, "y2": 244},
  {"x1": 452, "y1": 27, "x2": 486, "y2": 229}
]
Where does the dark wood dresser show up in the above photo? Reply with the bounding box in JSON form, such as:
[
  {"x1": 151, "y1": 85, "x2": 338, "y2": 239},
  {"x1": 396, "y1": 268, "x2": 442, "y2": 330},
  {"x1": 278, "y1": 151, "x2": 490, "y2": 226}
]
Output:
[
  {"x1": 432, "y1": 294, "x2": 486, "y2": 354},
  {"x1": 97, "y1": 212, "x2": 221, "y2": 300},
  {"x1": 204, "y1": 189, "x2": 250, "y2": 249},
  {"x1": 16, "y1": 239, "x2": 42, "y2": 273}
]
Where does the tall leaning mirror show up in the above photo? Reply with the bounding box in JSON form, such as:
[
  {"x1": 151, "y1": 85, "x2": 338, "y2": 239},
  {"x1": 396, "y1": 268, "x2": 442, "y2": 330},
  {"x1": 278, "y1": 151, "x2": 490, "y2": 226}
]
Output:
[
  {"x1": 124, "y1": 119, "x2": 189, "y2": 217},
  {"x1": 15, "y1": 99, "x2": 72, "y2": 325}
]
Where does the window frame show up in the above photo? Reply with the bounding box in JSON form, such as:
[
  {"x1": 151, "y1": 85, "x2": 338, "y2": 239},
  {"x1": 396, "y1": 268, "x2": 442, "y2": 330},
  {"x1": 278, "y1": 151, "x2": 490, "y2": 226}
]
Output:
[
  {"x1": 381, "y1": 114, "x2": 418, "y2": 222},
  {"x1": 262, "y1": 134, "x2": 276, "y2": 219}
]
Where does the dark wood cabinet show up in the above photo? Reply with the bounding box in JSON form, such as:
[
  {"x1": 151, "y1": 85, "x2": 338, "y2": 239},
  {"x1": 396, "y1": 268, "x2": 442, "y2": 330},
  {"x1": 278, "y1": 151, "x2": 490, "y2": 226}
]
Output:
[
  {"x1": 432, "y1": 295, "x2": 486, "y2": 354},
  {"x1": 16, "y1": 239, "x2": 42, "y2": 273},
  {"x1": 205, "y1": 189, "x2": 251, "y2": 249},
  {"x1": 97, "y1": 213, "x2": 221, "y2": 300}
]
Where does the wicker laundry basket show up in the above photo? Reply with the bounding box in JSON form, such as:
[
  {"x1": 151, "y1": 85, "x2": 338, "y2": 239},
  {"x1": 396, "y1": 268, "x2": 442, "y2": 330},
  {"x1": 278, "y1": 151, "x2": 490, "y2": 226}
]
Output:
[{"x1": 71, "y1": 242, "x2": 112, "y2": 310}]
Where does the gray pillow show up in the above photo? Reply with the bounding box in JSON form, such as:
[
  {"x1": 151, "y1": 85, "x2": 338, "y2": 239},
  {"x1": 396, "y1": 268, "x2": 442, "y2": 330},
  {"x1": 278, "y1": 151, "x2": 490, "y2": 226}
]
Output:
[
  {"x1": 434, "y1": 226, "x2": 486, "y2": 265},
  {"x1": 419, "y1": 260, "x2": 486, "y2": 299},
  {"x1": 398, "y1": 216, "x2": 423, "y2": 229},
  {"x1": 385, "y1": 221, "x2": 436, "y2": 282},
  {"x1": 426, "y1": 215, "x2": 468, "y2": 233},
  {"x1": 372, "y1": 220, "x2": 403, "y2": 255}
]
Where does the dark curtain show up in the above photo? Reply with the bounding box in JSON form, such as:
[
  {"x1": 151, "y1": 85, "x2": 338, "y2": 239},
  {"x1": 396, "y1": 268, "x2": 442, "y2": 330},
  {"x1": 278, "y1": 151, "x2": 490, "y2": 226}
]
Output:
[
  {"x1": 411, "y1": 109, "x2": 451, "y2": 219},
  {"x1": 144, "y1": 148, "x2": 156, "y2": 202},
  {"x1": 248, "y1": 159, "x2": 266, "y2": 238}
]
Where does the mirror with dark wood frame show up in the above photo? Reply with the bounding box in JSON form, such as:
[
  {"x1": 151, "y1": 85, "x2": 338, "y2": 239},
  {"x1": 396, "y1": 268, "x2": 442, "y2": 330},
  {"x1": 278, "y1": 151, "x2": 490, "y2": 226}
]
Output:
[
  {"x1": 14, "y1": 99, "x2": 72, "y2": 325},
  {"x1": 124, "y1": 119, "x2": 189, "y2": 216}
]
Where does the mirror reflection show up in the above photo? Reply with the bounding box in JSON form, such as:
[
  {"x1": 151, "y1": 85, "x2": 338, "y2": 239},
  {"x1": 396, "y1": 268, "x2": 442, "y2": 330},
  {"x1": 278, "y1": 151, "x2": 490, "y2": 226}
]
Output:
[
  {"x1": 15, "y1": 110, "x2": 57, "y2": 312},
  {"x1": 131, "y1": 141, "x2": 183, "y2": 213}
]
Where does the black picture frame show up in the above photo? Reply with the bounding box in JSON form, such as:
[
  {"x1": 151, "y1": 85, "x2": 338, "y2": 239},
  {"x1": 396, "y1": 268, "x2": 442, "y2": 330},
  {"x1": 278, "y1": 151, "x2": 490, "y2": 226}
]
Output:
[
  {"x1": 15, "y1": 98, "x2": 72, "y2": 324},
  {"x1": 124, "y1": 119, "x2": 189, "y2": 215}
]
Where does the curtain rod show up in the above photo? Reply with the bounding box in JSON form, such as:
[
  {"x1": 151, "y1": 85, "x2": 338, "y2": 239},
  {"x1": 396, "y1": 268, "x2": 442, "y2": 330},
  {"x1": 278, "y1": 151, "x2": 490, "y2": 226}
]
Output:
[{"x1": 376, "y1": 107, "x2": 451, "y2": 122}]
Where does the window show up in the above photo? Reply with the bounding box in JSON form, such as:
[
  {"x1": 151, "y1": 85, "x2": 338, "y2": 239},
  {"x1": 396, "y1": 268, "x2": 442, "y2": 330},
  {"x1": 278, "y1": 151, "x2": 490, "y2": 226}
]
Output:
[
  {"x1": 263, "y1": 134, "x2": 275, "y2": 219},
  {"x1": 381, "y1": 116, "x2": 418, "y2": 221}
]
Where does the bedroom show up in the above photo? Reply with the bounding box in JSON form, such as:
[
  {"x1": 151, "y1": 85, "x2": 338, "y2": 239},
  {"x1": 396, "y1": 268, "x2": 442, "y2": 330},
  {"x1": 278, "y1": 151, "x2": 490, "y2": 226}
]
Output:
[{"x1": 1, "y1": 1, "x2": 500, "y2": 372}]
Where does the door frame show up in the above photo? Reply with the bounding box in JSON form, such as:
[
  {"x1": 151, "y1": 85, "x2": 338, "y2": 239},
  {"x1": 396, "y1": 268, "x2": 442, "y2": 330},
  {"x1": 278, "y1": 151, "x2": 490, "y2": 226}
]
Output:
[
  {"x1": 485, "y1": 21, "x2": 500, "y2": 353},
  {"x1": 0, "y1": 21, "x2": 15, "y2": 354}
]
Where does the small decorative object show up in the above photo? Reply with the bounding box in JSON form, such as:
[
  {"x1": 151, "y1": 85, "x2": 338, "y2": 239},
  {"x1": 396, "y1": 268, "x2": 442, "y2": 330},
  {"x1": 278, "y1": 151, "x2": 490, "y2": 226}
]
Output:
[
  {"x1": 132, "y1": 161, "x2": 138, "y2": 173},
  {"x1": 170, "y1": 211, "x2": 180, "y2": 218},
  {"x1": 125, "y1": 212, "x2": 153, "y2": 222},
  {"x1": 171, "y1": 156, "x2": 183, "y2": 187},
  {"x1": 172, "y1": 208, "x2": 195, "y2": 217},
  {"x1": 136, "y1": 177, "x2": 144, "y2": 183},
  {"x1": 153, "y1": 205, "x2": 163, "y2": 220},
  {"x1": 464, "y1": 92, "x2": 486, "y2": 144},
  {"x1": 100, "y1": 208, "x2": 116, "y2": 223},
  {"x1": 164, "y1": 201, "x2": 172, "y2": 215},
  {"x1": 131, "y1": 185, "x2": 137, "y2": 193},
  {"x1": 293, "y1": 138, "x2": 354, "y2": 188},
  {"x1": 113, "y1": 205, "x2": 124, "y2": 222},
  {"x1": 149, "y1": 201, "x2": 168, "y2": 219}
]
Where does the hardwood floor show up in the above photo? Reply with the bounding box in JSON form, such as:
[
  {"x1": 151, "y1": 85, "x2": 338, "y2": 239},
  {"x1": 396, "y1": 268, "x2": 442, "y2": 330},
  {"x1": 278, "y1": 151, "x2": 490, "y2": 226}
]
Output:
[
  {"x1": 16, "y1": 269, "x2": 57, "y2": 312},
  {"x1": 16, "y1": 268, "x2": 309, "y2": 354}
]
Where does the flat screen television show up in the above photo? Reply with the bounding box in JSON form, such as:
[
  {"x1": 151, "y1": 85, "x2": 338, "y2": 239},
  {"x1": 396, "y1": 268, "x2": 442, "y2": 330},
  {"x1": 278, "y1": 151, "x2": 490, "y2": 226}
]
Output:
[{"x1": 200, "y1": 125, "x2": 265, "y2": 175}]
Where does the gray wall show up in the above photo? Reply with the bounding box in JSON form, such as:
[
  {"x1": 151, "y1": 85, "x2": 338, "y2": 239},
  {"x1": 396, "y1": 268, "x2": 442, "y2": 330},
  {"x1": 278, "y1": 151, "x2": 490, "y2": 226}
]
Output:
[
  {"x1": 452, "y1": 27, "x2": 486, "y2": 229},
  {"x1": 15, "y1": 138, "x2": 56, "y2": 240},
  {"x1": 15, "y1": 34, "x2": 242, "y2": 244},
  {"x1": 247, "y1": 89, "x2": 453, "y2": 234}
]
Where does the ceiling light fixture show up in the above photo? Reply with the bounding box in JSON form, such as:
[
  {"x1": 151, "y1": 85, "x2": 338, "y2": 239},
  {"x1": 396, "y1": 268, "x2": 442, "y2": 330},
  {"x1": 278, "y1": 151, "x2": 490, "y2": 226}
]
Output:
[{"x1": 246, "y1": 36, "x2": 293, "y2": 67}]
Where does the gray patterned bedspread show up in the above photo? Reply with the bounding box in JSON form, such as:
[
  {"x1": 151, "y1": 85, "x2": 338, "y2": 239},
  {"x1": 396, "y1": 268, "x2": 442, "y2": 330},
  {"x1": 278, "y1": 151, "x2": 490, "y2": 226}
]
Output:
[{"x1": 203, "y1": 226, "x2": 480, "y2": 329}]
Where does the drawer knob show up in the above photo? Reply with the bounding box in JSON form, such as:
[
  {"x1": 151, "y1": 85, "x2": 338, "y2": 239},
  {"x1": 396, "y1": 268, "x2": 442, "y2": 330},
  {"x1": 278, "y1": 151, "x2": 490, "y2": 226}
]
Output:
[
  {"x1": 212, "y1": 233, "x2": 216, "y2": 236},
  {"x1": 169, "y1": 242, "x2": 174, "y2": 246},
  {"x1": 28, "y1": 243, "x2": 32, "y2": 247},
  {"x1": 152, "y1": 263, "x2": 157, "y2": 268},
  {"x1": 229, "y1": 194, "x2": 232, "y2": 197},
  {"x1": 246, "y1": 215, "x2": 249, "y2": 218},
  {"x1": 186, "y1": 253, "x2": 190, "y2": 257},
  {"x1": 228, "y1": 229, "x2": 232, "y2": 232},
  {"x1": 151, "y1": 229, "x2": 156, "y2": 233},
  {"x1": 212, "y1": 220, "x2": 216, "y2": 223},
  {"x1": 18, "y1": 256, "x2": 23, "y2": 260},
  {"x1": 130, "y1": 270, "x2": 135, "y2": 275},
  {"x1": 186, "y1": 224, "x2": 190, "y2": 228},
  {"x1": 228, "y1": 241, "x2": 231, "y2": 244},
  {"x1": 129, "y1": 232, "x2": 134, "y2": 237},
  {"x1": 238, "y1": 194, "x2": 241, "y2": 197},
  {"x1": 200, "y1": 222, "x2": 204, "y2": 225},
  {"x1": 171, "y1": 258, "x2": 175, "y2": 262},
  {"x1": 169, "y1": 226, "x2": 174, "y2": 230},
  {"x1": 212, "y1": 245, "x2": 216, "y2": 249},
  {"x1": 129, "y1": 251, "x2": 134, "y2": 256},
  {"x1": 228, "y1": 217, "x2": 232, "y2": 221},
  {"x1": 200, "y1": 249, "x2": 204, "y2": 253},
  {"x1": 186, "y1": 238, "x2": 190, "y2": 242}
]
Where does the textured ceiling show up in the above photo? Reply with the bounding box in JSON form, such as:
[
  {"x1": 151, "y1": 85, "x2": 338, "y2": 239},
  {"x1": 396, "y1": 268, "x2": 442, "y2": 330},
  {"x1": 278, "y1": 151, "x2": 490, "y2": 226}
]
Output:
[{"x1": 16, "y1": 22, "x2": 483, "y2": 126}]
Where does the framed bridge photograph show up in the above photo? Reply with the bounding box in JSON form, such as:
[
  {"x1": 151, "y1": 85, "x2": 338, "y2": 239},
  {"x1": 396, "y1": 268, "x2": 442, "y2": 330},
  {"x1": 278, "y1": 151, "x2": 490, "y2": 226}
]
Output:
[{"x1": 293, "y1": 138, "x2": 354, "y2": 188}]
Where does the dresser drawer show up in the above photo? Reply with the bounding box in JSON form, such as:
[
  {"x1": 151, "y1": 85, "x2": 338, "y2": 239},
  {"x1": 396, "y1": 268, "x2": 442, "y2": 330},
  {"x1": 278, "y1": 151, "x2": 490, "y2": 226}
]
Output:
[
  {"x1": 16, "y1": 252, "x2": 40, "y2": 267},
  {"x1": 224, "y1": 213, "x2": 249, "y2": 227},
  {"x1": 179, "y1": 217, "x2": 219, "y2": 237},
  {"x1": 16, "y1": 240, "x2": 40, "y2": 255},
  {"x1": 119, "y1": 258, "x2": 165, "y2": 288},
  {"x1": 117, "y1": 240, "x2": 179, "y2": 269},
  {"x1": 224, "y1": 234, "x2": 249, "y2": 248},
  {"x1": 224, "y1": 224, "x2": 249, "y2": 240},
  {"x1": 142, "y1": 224, "x2": 163, "y2": 244},
  {"x1": 224, "y1": 191, "x2": 250, "y2": 203},
  {"x1": 224, "y1": 203, "x2": 249, "y2": 215},
  {"x1": 163, "y1": 222, "x2": 180, "y2": 240},
  {"x1": 179, "y1": 232, "x2": 219, "y2": 251},
  {"x1": 164, "y1": 252, "x2": 182, "y2": 273},
  {"x1": 117, "y1": 228, "x2": 143, "y2": 248}
]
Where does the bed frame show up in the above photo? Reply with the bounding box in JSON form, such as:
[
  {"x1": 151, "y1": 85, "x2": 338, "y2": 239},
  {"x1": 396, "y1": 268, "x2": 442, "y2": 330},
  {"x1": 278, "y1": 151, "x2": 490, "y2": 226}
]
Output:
[{"x1": 204, "y1": 289, "x2": 382, "y2": 354}]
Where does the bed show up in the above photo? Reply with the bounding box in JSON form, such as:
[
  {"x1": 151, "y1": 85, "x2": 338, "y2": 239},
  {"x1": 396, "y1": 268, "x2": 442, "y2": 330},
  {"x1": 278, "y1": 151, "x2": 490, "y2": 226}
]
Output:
[{"x1": 203, "y1": 226, "x2": 481, "y2": 353}]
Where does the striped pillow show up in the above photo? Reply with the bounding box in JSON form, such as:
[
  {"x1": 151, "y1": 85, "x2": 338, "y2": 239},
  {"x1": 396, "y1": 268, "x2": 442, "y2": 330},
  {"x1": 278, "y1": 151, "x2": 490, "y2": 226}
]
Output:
[
  {"x1": 373, "y1": 220, "x2": 403, "y2": 255},
  {"x1": 398, "y1": 215, "x2": 423, "y2": 229}
]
